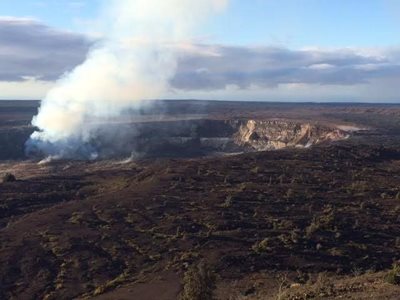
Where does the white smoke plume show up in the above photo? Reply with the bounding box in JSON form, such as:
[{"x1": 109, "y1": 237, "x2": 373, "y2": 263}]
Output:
[{"x1": 28, "y1": 0, "x2": 228, "y2": 158}]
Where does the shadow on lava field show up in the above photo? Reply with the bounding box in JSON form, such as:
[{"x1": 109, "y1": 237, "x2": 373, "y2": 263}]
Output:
[{"x1": 1, "y1": 143, "x2": 400, "y2": 299}]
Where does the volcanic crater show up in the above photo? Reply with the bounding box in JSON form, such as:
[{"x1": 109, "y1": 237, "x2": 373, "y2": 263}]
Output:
[{"x1": 1, "y1": 118, "x2": 351, "y2": 161}]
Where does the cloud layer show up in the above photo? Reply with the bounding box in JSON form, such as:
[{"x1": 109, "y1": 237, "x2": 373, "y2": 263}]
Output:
[
  {"x1": 0, "y1": 17, "x2": 400, "y2": 101},
  {"x1": 172, "y1": 45, "x2": 400, "y2": 90},
  {"x1": 0, "y1": 17, "x2": 91, "y2": 82}
]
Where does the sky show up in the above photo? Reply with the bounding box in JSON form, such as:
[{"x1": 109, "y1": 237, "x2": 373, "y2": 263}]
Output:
[{"x1": 0, "y1": 0, "x2": 400, "y2": 102}]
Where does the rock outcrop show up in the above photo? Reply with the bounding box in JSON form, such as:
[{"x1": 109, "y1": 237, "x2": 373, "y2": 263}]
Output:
[{"x1": 233, "y1": 120, "x2": 349, "y2": 151}]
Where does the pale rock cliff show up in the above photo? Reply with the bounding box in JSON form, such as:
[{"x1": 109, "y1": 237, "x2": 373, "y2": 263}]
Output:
[{"x1": 233, "y1": 120, "x2": 349, "y2": 151}]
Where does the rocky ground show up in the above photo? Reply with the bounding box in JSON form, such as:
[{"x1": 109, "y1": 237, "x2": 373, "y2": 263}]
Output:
[{"x1": 0, "y1": 101, "x2": 400, "y2": 299}]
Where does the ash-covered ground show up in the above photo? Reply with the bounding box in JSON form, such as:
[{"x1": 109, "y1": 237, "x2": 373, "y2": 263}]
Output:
[{"x1": 1, "y1": 100, "x2": 400, "y2": 300}]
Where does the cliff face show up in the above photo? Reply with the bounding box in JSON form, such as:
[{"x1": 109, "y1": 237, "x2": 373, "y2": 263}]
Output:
[{"x1": 233, "y1": 120, "x2": 349, "y2": 151}]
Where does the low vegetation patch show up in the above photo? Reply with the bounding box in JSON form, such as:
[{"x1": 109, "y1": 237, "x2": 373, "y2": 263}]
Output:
[
  {"x1": 181, "y1": 262, "x2": 216, "y2": 300},
  {"x1": 385, "y1": 264, "x2": 400, "y2": 285}
]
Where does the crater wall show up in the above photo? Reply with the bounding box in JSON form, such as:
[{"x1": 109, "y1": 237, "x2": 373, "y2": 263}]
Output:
[{"x1": 0, "y1": 119, "x2": 350, "y2": 160}]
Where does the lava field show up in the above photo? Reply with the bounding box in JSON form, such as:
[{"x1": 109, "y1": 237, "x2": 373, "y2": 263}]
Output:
[{"x1": 1, "y1": 101, "x2": 400, "y2": 299}]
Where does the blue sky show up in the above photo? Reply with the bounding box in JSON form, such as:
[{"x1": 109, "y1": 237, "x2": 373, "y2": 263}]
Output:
[
  {"x1": 1, "y1": 0, "x2": 398, "y2": 47},
  {"x1": 0, "y1": 0, "x2": 400, "y2": 101},
  {"x1": 0, "y1": 1, "x2": 98, "y2": 29},
  {"x1": 209, "y1": 0, "x2": 400, "y2": 47}
]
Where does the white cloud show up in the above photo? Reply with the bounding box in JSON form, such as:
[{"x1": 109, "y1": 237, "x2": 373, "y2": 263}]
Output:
[{"x1": 308, "y1": 63, "x2": 335, "y2": 70}]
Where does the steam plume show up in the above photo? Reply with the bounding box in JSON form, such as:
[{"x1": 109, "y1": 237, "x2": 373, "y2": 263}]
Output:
[{"x1": 28, "y1": 0, "x2": 228, "y2": 158}]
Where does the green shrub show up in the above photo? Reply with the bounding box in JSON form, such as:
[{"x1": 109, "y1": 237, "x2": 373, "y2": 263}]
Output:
[
  {"x1": 385, "y1": 264, "x2": 400, "y2": 285},
  {"x1": 221, "y1": 195, "x2": 233, "y2": 208},
  {"x1": 181, "y1": 262, "x2": 215, "y2": 300},
  {"x1": 252, "y1": 238, "x2": 270, "y2": 253}
]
